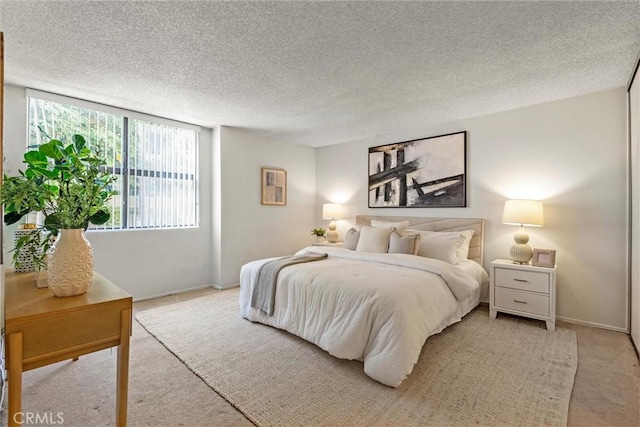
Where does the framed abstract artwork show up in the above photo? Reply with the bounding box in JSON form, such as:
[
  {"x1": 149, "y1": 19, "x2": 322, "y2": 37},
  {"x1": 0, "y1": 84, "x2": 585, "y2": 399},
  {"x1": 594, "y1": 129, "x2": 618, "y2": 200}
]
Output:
[
  {"x1": 261, "y1": 167, "x2": 287, "y2": 206},
  {"x1": 368, "y1": 131, "x2": 466, "y2": 208}
]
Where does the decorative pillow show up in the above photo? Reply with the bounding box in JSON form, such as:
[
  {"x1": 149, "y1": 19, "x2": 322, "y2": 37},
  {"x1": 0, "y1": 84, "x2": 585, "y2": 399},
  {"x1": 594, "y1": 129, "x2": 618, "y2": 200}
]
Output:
[
  {"x1": 411, "y1": 230, "x2": 467, "y2": 265},
  {"x1": 388, "y1": 230, "x2": 420, "y2": 255},
  {"x1": 343, "y1": 228, "x2": 360, "y2": 250},
  {"x1": 356, "y1": 225, "x2": 393, "y2": 253},
  {"x1": 457, "y1": 230, "x2": 475, "y2": 261},
  {"x1": 371, "y1": 219, "x2": 410, "y2": 236}
]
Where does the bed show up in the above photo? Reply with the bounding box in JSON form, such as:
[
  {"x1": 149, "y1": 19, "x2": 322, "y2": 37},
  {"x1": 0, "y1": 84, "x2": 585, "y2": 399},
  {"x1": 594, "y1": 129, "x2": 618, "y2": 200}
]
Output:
[{"x1": 239, "y1": 215, "x2": 488, "y2": 387}]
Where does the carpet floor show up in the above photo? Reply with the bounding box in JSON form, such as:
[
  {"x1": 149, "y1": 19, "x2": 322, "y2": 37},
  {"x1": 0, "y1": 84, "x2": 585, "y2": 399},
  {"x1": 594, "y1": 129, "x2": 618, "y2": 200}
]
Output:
[
  {"x1": 5, "y1": 288, "x2": 638, "y2": 426},
  {"x1": 136, "y1": 289, "x2": 578, "y2": 427}
]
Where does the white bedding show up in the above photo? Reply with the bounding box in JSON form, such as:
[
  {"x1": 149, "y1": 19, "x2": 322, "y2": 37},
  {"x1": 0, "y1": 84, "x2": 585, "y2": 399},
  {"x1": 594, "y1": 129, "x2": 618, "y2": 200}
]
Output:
[{"x1": 239, "y1": 246, "x2": 483, "y2": 387}]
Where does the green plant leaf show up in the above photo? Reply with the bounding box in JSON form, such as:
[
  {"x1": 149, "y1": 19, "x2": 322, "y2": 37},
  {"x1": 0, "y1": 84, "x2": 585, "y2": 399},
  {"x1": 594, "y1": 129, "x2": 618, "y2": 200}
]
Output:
[
  {"x1": 24, "y1": 151, "x2": 48, "y2": 165},
  {"x1": 44, "y1": 214, "x2": 61, "y2": 234},
  {"x1": 45, "y1": 184, "x2": 59, "y2": 194},
  {"x1": 89, "y1": 209, "x2": 110, "y2": 225},
  {"x1": 72, "y1": 134, "x2": 86, "y2": 151},
  {"x1": 11, "y1": 228, "x2": 50, "y2": 271},
  {"x1": 4, "y1": 211, "x2": 28, "y2": 225},
  {"x1": 3, "y1": 132, "x2": 115, "y2": 231},
  {"x1": 38, "y1": 140, "x2": 64, "y2": 160},
  {"x1": 30, "y1": 166, "x2": 59, "y2": 180}
]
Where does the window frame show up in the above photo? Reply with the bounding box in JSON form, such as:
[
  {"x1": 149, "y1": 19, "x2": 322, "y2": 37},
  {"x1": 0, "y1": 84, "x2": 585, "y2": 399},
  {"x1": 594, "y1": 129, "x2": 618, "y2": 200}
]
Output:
[{"x1": 25, "y1": 88, "x2": 201, "y2": 231}]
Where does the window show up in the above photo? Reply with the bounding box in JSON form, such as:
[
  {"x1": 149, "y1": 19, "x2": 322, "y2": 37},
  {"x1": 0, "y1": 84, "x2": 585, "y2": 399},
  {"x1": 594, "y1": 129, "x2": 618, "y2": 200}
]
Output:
[{"x1": 26, "y1": 89, "x2": 199, "y2": 230}]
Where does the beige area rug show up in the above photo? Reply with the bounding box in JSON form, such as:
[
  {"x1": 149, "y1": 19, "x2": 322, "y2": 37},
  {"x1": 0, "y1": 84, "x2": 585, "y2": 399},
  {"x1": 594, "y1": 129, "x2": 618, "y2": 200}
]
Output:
[{"x1": 136, "y1": 289, "x2": 578, "y2": 427}]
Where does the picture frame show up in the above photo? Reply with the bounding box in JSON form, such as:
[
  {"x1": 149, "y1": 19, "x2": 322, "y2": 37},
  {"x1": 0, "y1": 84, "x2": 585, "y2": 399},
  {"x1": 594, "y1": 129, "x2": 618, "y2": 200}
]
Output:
[
  {"x1": 532, "y1": 249, "x2": 556, "y2": 268},
  {"x1": 261, "y1": 167, "x2": 287, "y2": 206},
  {"x1": 368, "y1": 131, "x2": 466, "y2": 207}
]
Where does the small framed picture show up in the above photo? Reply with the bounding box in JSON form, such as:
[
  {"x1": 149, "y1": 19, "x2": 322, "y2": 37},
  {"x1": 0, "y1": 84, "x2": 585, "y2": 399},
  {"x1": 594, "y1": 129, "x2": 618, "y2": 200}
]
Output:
[
  {"x1": 261, "y1": 167, "x2": 287, "y2": 206},
  {"x1": 532, "y1": 249, "x2": 556, "y2": 268}
]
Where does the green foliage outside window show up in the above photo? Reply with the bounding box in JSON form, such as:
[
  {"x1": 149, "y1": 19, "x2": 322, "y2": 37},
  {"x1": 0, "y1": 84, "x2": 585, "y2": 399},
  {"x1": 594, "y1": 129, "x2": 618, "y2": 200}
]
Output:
[{"x1": 27, "y1": 94, "x2": 199, "y2": 230}]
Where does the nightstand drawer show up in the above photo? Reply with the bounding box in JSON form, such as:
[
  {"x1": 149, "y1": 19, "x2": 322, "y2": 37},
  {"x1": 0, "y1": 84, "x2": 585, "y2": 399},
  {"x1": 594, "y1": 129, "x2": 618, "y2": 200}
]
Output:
[
  {"x1": 494, "y1": 288, "x2": 549, "y2": 317},
  {"x1": 495, "y1": 268, "x2": 549, "y2": 294}
]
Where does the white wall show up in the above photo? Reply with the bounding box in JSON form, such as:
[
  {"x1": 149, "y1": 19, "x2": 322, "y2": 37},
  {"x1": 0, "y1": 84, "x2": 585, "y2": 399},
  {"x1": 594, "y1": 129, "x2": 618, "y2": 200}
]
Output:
[
  {"x1": 4, "y1": 83, "x2": 628, "y2": 329},
  {"x1": 316, "y1": 88, "x2": 628, "y2": 331},
  {"x1": 629, "y1": 68, "x2": 640, "y2": 349},
  {"x1": 213, "y1": 126, "x2": 316, "y2": 287},
  {"x1": 213, "y1": 126, "x2": 316, "y2": 288},
  {"x1": 3, "y1": 87, "x2": 316, "y2": 297},
  {"x1": 3, "y1": 85, "x2": 214, "y2": 300}
]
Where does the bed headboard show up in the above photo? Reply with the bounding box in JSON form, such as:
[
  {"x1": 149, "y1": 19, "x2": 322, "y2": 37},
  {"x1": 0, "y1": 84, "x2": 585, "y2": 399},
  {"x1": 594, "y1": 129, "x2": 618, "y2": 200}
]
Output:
[{"x1": 355, "y1": 215, "x2": 485, "y2": 265}]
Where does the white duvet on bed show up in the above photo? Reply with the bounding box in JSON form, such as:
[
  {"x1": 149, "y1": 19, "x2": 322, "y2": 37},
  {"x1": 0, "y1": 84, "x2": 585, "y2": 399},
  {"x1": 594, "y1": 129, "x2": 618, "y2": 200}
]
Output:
[{"x1": 239, "y1": 246, "x2": 482, "y2": 387}]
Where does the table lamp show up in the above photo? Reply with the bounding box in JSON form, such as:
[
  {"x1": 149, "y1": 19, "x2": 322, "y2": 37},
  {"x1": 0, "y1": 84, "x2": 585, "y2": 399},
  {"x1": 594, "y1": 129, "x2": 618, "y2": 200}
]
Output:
[
  {"x1": 322, "y1": 203, "x2": 344, "y2": 243},
  {"x1": 502, "y1": 199, "x2": 544, "y2": 264}
]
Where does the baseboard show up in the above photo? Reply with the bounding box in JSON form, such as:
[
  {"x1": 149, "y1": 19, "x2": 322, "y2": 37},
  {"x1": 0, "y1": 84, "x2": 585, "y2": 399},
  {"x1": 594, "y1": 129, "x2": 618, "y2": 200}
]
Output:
[
  {"x1": 631, "y1": 336, "x2": 639, "y2": 360},
  {"x1": 212, "y1": 283, "x2": 240, "y2": 290},
  {"x1": 556, "y1": 315, "x2": 628, "y2": 333},
  {"x1": 134, "y1": 284, "x2": 215, "y2": 302}
]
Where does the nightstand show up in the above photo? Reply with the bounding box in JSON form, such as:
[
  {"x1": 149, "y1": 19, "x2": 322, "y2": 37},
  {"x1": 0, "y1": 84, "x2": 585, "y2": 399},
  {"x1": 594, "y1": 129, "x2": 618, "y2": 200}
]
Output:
[
  {"x1": 489, "y1": 259, "x2": 557, "y2": 331},
  {"x1": 312, "y1": 241, "x2": 343, "y2": 247}
]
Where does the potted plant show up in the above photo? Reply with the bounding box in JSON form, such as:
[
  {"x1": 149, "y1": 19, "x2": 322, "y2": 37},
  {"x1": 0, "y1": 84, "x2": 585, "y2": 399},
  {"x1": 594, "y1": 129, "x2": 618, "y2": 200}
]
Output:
[
  {"x1": 0, "y1": 133, "x2": 116, "y2": 296},
  {"x1": 311, "y1": 227, "x2": 326, "y2": 243}
]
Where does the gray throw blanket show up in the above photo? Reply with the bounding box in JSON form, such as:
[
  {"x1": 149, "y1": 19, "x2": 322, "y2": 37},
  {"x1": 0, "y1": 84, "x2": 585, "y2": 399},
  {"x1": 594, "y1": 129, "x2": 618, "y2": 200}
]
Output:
[{"x1": 250, "y1": 251, "x2": 328, "y2": 316}]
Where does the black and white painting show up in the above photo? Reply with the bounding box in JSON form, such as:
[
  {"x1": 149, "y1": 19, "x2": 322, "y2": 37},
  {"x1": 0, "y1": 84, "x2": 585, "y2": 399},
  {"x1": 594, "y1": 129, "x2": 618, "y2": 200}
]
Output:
[{"x1": 368, "y1": 131, "x2": 466, "y2": 207}]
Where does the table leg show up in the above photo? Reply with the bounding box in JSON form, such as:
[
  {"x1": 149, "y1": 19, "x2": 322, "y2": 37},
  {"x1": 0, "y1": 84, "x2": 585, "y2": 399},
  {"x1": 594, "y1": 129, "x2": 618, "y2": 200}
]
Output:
[
  {"x1": 116, "y1": 308, "x2": 132, "y2": 427},
  {"x1": 8, "y1": 332, "x2": 23, "y2": 427}
]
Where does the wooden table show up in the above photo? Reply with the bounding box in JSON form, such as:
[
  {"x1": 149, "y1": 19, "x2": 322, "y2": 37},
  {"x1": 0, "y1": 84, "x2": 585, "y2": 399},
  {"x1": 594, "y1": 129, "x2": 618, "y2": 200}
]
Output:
[{"x1": 5, "y1": 271, "x2": 132, "y2": 426}]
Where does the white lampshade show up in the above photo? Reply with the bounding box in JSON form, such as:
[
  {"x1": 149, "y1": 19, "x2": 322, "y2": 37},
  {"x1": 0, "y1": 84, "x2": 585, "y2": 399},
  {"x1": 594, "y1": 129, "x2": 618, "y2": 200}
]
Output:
[
  {"x1": 502, "y1": 199, "x2": 544, "y2": 264},
  {"x1": 322, "y1": 203, "x2": 344, "y2": 220},
  {"x1": 502, "y1": 200, "x2": 544, "y2": 227}
]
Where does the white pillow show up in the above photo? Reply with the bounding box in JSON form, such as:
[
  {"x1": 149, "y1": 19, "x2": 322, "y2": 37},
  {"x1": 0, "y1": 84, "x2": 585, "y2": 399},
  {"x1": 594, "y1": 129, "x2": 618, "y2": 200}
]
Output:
[
  {"x1": 457, "y1": 230, "x2": 475, "y2": 261},
  {"x1": 356, "y1": 225, "x2": 392, "y2": 253},
  {"x1": 343, "y1": 228, "x2": 360, "y2": 250},
  {"x1": 388, "y1": 230, "x2": 420, "y2": 255},
  {"x1": 371, "y1": 219, "x2": 410, "y2": 236},
  {"x1": 412, "y1": 230, "x2": 468, "y2": 265}
]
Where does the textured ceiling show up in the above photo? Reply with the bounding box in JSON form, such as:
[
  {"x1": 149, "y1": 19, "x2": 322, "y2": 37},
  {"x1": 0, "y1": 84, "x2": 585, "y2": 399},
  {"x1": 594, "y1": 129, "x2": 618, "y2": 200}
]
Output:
[{"x1": 0, "y1": 1, "x2": 639, "y2": 147}]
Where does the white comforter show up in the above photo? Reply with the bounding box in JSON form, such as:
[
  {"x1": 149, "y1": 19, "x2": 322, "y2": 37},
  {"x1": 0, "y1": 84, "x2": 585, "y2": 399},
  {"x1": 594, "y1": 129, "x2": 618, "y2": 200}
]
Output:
[{"x1": 239, "y1": 247, "x2": 480, "y2": 387}]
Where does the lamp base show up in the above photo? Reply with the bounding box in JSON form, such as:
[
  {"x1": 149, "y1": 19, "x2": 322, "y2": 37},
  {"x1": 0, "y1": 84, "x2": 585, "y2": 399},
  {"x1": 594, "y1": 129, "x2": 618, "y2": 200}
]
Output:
[
  {"x1": 510, "y1": 243, "x2": 533, "y2": 264},
  {"x1": 327, "y1": 219, "x2": 339, "y2": 243},
  {"x1": 509, "y1": 226, "x2": 533, "y2": 264}
]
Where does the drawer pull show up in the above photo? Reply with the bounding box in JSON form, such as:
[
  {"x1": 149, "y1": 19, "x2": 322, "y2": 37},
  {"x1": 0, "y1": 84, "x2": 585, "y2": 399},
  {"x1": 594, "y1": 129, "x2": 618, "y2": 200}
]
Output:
[
  {"x1": 513, "y1": 299, "x2": 528, "y2": 304},
  {"x1": 513, "y1": 278, "x2": 529, "y2": 283}
]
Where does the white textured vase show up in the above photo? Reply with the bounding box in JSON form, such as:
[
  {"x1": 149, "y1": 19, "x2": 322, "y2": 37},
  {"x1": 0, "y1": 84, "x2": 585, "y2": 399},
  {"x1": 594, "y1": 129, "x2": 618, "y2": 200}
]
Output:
[{"x1": 47, "y1": 229, "x2": 94, "y2": 297}]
